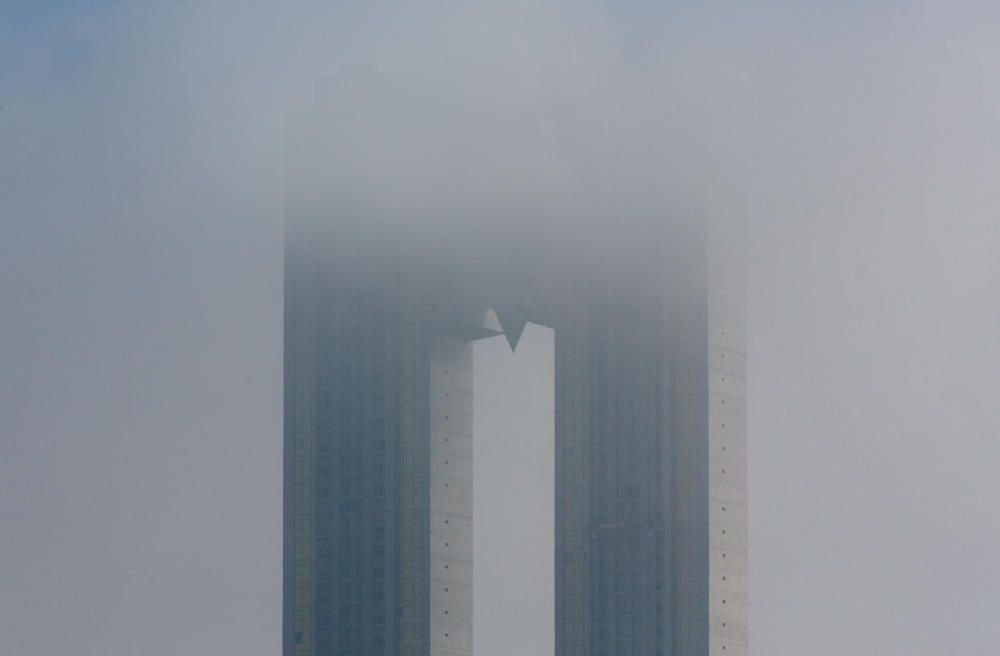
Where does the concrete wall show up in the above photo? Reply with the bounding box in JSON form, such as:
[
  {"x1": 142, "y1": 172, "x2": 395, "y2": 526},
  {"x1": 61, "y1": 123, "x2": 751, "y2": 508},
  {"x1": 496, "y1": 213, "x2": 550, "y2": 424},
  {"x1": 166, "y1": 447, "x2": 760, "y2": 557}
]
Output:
[
  {"x1": 707, "y1": 224, "x2": 749, "y2": 656},
  {"x1": 429, "y1": 340, "x2": 475, "y2": 656}
]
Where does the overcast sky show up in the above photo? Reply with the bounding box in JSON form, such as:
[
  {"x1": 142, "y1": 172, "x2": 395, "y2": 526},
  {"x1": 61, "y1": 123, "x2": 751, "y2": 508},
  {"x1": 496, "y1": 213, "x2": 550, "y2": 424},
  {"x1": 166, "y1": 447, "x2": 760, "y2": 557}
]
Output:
[{"x1": 3, "y1": 2, "x2": 1000, "y2": 655}]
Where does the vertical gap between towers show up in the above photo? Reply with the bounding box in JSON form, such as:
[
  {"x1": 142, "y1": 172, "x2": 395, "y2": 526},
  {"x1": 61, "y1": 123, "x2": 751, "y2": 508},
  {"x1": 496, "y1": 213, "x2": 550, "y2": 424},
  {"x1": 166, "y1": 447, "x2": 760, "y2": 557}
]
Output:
[{"x1": 473, "y1": 322, "x2": 554, "y2": 656}]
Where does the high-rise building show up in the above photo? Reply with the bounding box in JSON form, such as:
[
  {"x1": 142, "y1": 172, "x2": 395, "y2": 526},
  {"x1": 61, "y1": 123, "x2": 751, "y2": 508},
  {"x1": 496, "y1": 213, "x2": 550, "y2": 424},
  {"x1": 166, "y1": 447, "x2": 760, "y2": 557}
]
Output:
[
  {"x1": 282, "y1": 211, "x2": 746, "y2": 656},
  {"x1": 550, "y1": 224, "x2": 747, "y2": 656},
  {"x1": 283, "y1": 76, "x2": 746, "y2": 655}
]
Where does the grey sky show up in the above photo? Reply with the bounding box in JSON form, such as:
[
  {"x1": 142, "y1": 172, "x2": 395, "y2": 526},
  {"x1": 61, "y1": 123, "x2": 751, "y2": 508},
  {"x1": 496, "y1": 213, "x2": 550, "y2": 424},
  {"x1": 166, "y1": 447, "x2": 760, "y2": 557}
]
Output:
[{"x1": 3, "y1": 2, "x2": 1000, "y2": 655}]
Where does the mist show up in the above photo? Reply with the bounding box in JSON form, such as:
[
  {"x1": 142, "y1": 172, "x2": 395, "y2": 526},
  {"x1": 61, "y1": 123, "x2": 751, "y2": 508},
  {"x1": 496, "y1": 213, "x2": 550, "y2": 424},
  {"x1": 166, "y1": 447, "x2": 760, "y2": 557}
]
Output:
[{"x1": 3, "y1": 1, "x2": 1000, "y2": 655}]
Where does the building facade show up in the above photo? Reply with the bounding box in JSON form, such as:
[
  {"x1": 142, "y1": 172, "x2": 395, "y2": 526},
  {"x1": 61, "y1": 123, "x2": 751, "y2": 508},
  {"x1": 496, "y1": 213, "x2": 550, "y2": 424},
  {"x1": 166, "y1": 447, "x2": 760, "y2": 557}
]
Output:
[{"x1": 283, "y1": 215, "x2": 746, "y2": 656}]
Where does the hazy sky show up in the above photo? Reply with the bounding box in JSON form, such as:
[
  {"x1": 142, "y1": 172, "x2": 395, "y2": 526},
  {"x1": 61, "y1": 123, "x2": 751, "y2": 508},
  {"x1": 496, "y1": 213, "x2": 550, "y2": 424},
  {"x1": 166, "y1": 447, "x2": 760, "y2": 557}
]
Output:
[{"x1": 3, "y1": 2, "x2": 1000, "y2": 655}]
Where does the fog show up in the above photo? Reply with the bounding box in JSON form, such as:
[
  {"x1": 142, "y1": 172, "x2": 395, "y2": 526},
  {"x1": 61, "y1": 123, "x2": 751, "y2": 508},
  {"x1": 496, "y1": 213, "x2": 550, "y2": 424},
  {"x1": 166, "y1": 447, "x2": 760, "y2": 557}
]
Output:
[{"x1": 3, "y1": 1, "x2": 1000, "y2": 654}]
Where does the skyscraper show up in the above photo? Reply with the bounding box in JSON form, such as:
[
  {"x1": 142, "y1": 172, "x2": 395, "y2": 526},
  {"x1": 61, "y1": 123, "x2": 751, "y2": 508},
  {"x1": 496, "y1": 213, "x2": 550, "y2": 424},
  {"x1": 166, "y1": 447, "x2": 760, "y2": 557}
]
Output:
[{"x1": 282, "y1": 211, "x2": 746, "y2": 656}]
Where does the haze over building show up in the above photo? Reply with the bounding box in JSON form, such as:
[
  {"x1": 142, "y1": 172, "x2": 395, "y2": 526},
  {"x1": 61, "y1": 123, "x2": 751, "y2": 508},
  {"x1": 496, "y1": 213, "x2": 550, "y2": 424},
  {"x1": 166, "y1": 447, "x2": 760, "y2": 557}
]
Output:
[{"x1": 283, "y1": 91, "x2": 746, "y2": 656}]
